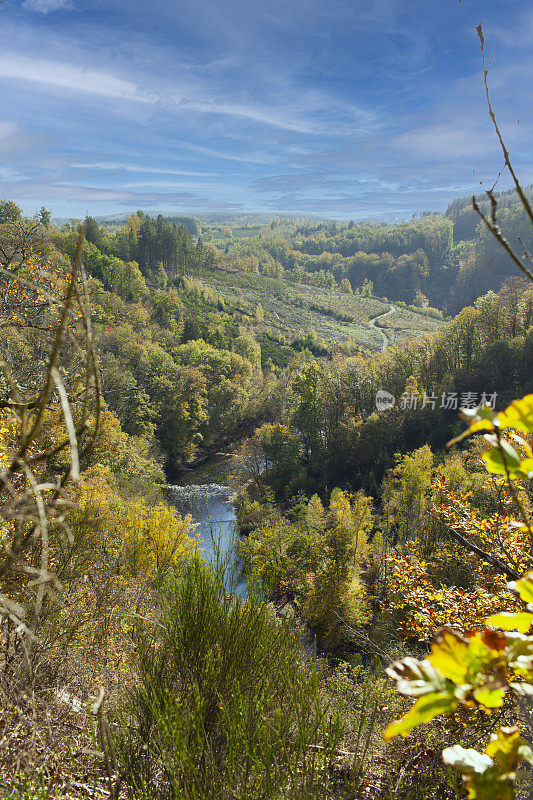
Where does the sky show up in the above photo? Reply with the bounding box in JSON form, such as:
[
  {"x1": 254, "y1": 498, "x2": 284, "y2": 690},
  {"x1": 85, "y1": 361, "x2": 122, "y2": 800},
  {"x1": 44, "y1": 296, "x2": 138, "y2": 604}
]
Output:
[{"x1": 0, "y1": 0, "x2": 531, "y2": 221}]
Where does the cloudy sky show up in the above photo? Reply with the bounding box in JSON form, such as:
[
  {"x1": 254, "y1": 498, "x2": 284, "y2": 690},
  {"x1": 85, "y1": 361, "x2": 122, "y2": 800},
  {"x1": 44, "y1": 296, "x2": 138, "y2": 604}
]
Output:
[{"x1": 0, "y1": 0, "x2": 531, "y2": 219}]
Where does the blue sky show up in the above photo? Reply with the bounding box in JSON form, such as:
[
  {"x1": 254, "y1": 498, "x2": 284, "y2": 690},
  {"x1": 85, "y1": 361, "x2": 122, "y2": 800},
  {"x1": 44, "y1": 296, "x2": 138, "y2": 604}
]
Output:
[{"x1": 0, "y1": 0, "x2": 531, "y2": 220}]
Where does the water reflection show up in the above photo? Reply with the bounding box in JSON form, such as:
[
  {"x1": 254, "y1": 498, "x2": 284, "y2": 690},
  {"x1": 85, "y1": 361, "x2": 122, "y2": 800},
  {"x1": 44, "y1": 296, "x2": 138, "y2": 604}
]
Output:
[{"x1": 166, "y1": 482, "x2": 247, "y2": 597}]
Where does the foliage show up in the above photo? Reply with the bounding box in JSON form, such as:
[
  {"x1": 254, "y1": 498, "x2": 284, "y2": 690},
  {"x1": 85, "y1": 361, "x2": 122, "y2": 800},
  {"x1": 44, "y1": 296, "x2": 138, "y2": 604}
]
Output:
[
  {"x1": 383, "y1": 460, "x2": 533, "y2": 639},
  {"x1": 69, "y1": 466, "x2": 196, "y2": 580},
  {"x1": 0, "y1": 223, "x2": 100, "y2": 636},
  {"x1": 382, "y1": 445, "x2": 434, "y2": 543},
  {"x1": 450, "y1": 394, "x2": 533, "y2": 489},
  {"x1": 384, "y1": 43, "x2": 533, "y2": 794},
  {"x1": 383, "y1": 535, "x2": 518, "y2": 640},
  {"x1": 116, "y1": 556, "x2": 343, "y2": 799},
  {"x1": 384, "y1": 576, "x2": 533, "y2": 798},
  {"x1": 240, "y1": 489, "x2": 373, "y2": 646}
]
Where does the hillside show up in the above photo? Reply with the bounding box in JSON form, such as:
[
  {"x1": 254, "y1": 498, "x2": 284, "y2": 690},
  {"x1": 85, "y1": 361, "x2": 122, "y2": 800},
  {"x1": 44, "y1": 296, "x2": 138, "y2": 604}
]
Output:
[
  {"x1": 186, "y1": 185, "x2": 533, "y2": 315},
  {"x1": 2, "y1": 0, "x2": 533, "y2": 796},
  {"x1": 1, "y1": 178, "x2": 533, "y2": 800},
  {"x1": 195, "y1": 264, "x2": 442, "y2": 352}
]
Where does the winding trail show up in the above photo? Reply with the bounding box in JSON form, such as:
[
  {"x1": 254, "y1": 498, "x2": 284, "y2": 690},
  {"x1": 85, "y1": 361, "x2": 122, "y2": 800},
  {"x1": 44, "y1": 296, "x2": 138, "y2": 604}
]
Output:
[{"x1": 369, "y1": 304, "x2": 395, "y2": 352}]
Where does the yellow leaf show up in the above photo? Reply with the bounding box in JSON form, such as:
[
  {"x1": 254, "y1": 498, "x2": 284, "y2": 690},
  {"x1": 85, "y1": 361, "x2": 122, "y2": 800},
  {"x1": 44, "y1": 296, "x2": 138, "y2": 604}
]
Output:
[
  {"x1": 383, "y1": 691, "x2": 458, "y2": 741},
  {"x1": 517, "y1": 458, "x2": 533, "y2": 478},
  {"x1": 428, "y1": 628, "x2": 470, "y2": 684},
  {"x1": 497, "y1": 395, "x2": 533, "y2": 434},
  {"x1": 473, "y1": 686, "x2": 505, "y2": 709},
  {"x1": 509, "y1": 573, "x2": 533, "y2": 605},
  {"x1": 487, "y1": 612, "x2": 533, "y2": 634}
]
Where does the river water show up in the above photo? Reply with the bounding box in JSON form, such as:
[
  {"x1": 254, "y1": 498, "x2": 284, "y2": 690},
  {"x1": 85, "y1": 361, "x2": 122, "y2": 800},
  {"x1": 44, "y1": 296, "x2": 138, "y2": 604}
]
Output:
[
  {"x1": 167, "y1": 453, "x2": 316, "y2": 656},
  {"x1": 166, "y1": 454, "x2": 247, "y2": 596}
]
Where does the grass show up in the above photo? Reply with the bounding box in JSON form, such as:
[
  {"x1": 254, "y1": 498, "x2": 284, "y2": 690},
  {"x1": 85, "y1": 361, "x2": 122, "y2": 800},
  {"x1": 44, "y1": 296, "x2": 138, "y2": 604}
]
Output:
[{"x1": 378, "y1": 307, "x2": 443, "y2": 333}]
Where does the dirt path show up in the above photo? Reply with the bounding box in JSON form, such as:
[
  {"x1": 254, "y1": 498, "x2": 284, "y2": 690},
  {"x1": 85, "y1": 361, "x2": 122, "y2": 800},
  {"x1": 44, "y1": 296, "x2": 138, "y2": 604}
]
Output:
[{"x1": 369, "y1": 304, "x2": 395, "y2": 351}]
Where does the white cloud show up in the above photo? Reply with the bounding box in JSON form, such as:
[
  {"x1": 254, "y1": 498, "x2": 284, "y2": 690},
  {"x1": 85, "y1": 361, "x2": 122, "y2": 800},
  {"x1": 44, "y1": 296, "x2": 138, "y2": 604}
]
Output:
[
  {"x1": 179, "y1": 98, "x2": 318, "y2": 134},
  {"x1": 0, "y1": 54, "x2": 148, "y2": 102},
  {"x1": 0, "y1": 49, "x2": 373, "y2": 136},
  {"x1": 119, "y1": 180, "x2": 228, "y2": 190},
  {"x1": 0, "y1": 119, "x2": 51, "y2": 158},
  {"x1": 2, "y1": 180, "x2": 243, "y2": 210},
  {"x1": 395, "y1": 124, "x2": 495, "y2": 159},
  {"x1": 0, "y1": 121, "x2": 18, "y2": 141},
  {"x1": 71, "y1": 162, "x2": 216, "y2": 177},
  {"x1": 0, "y1": 49, "x2": 375, "y2": 137},
  {"x1": 22, "y1": 0, "x2": 73, "y2": 13},
  {"x1": 0, "y1": 166, "x2": 23, "y2": 180},
  {"x1": 180, "y1": 142, "x2": 272, "y2": 164}
]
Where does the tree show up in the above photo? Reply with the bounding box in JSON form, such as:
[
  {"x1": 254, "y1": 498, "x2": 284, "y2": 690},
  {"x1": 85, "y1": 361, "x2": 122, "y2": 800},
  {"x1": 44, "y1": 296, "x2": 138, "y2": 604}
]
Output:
[
  {"x1": 382, "y1": 445, "x2": 434, "y2": 544},
  {"x1": 84, "y1": 215, "x2": 104, "y2": 249},
  {"x1": 303, "y1": 489, "x2": 372, "y2": 645},
  {"x1": 255, "y1": 302, "x2": 265, "y2": 323},
  {"x1": 254, "y1": 422, "x2": 303, "y2": 499},
  {"x1": 291, "y1": 360, "x2": 325, "y2": 467},
  {"x1": 36, "y1": 206, "x2": 51, "y2": 228},
  {"x1": 0, "y1": 225, "x2": 101, "y2": 637},
  {"x1": 0, "y1": 199, "x2": 22, "y2": 224}
]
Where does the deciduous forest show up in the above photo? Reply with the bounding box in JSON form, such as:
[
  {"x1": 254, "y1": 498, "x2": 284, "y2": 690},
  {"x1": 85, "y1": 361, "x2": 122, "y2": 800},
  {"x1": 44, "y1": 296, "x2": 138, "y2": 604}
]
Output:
[{"x1": 1, "y1": 9, "x2": 533, "y2": 800}]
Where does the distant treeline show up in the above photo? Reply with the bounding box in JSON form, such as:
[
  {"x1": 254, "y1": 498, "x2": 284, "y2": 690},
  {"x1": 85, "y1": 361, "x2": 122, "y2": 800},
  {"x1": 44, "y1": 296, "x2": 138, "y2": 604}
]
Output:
[{"x1": 198, "y1": 185, "x2": 533, "y2": 313}]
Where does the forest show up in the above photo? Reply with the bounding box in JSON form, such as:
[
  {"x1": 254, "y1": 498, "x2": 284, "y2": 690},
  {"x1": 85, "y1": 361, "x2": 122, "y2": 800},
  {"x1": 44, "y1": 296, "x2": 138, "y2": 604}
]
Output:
[
  {"x1": 1, "y1": 165, "x2": 533, "y2": 799},
  {"x1": 192, "y1": 184, "x2": 532, "y2": 314},
  {"x1": 1, "y1": 28, "x2": 533, "y2": 796}
]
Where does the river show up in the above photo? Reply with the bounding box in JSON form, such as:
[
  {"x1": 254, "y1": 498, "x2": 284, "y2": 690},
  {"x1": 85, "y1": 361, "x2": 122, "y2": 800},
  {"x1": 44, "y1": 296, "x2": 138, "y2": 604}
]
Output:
[
  {"x1": 166, "y1": 453, "x2": 247, "y2": 596},
  {"x1": 167, "y1": 453, "x2": 316, "y2": 656}
]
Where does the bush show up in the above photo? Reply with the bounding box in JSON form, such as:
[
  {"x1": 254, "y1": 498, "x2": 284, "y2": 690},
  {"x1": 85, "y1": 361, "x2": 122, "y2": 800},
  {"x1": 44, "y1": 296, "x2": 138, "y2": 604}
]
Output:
[{"x1": 116, "y1": 556, "x2": 343, "y2": 799}]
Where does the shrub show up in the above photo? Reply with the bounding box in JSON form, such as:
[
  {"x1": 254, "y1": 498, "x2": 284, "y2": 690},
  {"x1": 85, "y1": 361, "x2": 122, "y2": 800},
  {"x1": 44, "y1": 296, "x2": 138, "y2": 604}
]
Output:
[{"x1": 116, "y1": 556, "x2": 343, "y2": 799}]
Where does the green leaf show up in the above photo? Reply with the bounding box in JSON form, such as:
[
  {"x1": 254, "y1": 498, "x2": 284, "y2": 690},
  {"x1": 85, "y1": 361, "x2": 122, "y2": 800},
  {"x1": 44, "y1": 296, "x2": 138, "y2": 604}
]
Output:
[
  {"x1": 509, "y1": 432, "x2": 533, "y2": 456},
  {"x1": 461, "y1": 405, "x2": 496, "y2": 422},
  {"x1": 506, "y1": 635, "x2": 533, "y2": 676},
  {"x1": 487, "y1": 612, "x2": 533, "y2": 634},
  {"x1": 383, "y1": 691, "x2": 458, "y2": 741},
  {"x1": 482, "y1": 441, "x2": 522, "y2": 476},
  {"x1": 443, "y1": 728, "x2": 532, "y2": 800},
  {"x1": 386, "y1": 656, "x2": 449, "y2": 697},
  {"x1": 443, "y1": 738, "x2": 515, "y2": 800}
]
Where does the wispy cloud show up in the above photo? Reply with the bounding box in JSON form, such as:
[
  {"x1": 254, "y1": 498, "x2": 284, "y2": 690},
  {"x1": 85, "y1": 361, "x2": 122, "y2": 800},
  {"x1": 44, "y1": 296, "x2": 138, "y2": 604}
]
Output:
[
  {"x1": 0, "y1": 120, "x2": 51, "y2": 158},
  {"x1": 395, "y1": 124, "x2": 494, "y2": 159},
  {"x1": 71, "y1": 162, "x2": 216, "y2": 177},
  {"x1": 22, "y1": 0, "x2": 73, "y2": 13},
  {"x1": 0, "y1": 0, "x2": 530, "y2": 218},
  {"x1": 0, "y1": 55, "x2": 148, "y2": 102},
  {"x1": 0, "y1": 52, "x2": 376, "y2": 136},
  {"x1": 1, "y1": 179, "x2": 242, "y2": 210},
  {"x1": 180, "y1": 142, "x2": 273, "y2": 165},
  {"x1": 179, "y1": 98, "x2": 318, "y2": 134}
]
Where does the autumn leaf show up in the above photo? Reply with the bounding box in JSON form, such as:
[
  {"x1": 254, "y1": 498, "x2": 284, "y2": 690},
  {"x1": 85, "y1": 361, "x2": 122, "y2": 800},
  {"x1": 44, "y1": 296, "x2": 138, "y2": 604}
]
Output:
[
  {"x1": 487, "y1": 612, "x2": 533, "y2": 635},
  {"x1": 497, "y1": 396, "x2": 533, "y2": 435},
  {"x1": 428, "y1": 628, "x2": 470, "y2": 684},
  {"x1": 384, "y1": 691, "x2": 459, "y2": 741},
  {"x1": 508, "y1": 573, "x2": 533, "y2": 605}
]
